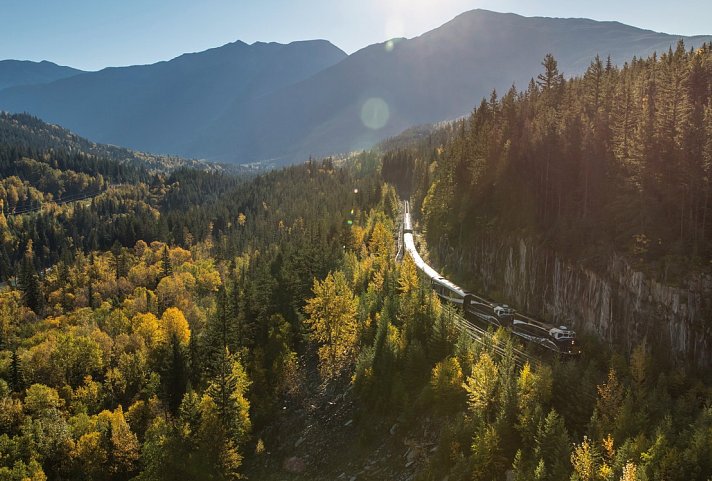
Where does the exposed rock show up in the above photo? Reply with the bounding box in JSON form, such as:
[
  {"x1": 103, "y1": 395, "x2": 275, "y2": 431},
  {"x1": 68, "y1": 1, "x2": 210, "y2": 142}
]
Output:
[
  {"x1": 283, "y1": 456, "x2": 306, "y2": 473},
  {"x1": 435, "y1": 235, "x2": 712, "y2": 367}
]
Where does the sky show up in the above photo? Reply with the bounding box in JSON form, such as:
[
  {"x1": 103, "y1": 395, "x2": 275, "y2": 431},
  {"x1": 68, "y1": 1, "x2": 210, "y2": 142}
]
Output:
[{"x1": 1, "y1": 0, "x2": 711, "y2": 71}]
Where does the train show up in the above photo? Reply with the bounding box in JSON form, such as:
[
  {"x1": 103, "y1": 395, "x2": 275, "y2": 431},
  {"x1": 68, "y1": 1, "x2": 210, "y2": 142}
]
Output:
[{"x1": 402, "y1": 201, "x2": 580, "y2": 357}]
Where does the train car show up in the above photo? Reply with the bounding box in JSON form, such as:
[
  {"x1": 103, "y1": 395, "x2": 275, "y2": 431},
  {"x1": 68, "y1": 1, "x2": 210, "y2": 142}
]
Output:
[
  {"x1": 401, "y1": 200, "x2": 580, "y2": 358},
  {"x1": 403, "y1": 202, "x2": 413, "y2": 234},
  {"x1": 511, "y1": 318, "x2": 580, "y2": 356},
  {"x1": 463, "y1": 295, "x2": 515, "y2": 327},
  {"x1": 431, "y1": 277, "x2": 468, "y2": 305}
]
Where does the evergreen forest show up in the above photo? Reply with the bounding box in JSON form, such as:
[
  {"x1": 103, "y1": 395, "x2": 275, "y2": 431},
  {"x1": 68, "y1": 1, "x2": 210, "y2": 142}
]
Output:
[{"x1": 0, "y1": 45, "x2": 711, "y2": 481}]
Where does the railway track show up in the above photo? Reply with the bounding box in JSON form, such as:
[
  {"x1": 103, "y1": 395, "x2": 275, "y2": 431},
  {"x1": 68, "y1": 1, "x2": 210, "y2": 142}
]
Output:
[
  {"x1": 399, "y1": 200, "x2": 600, "y2": 405},
  {"x1": 2, "y1": 187, "x2": 112, "y2": 217}
]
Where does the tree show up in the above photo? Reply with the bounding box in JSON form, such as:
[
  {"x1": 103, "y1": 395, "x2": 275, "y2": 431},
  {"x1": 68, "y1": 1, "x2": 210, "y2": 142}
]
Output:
[
  {"x1": 533, "y1": 410, "x2": 571, "y2": 481},
  {"x1": 159, "y1": 307, "x2": 191, "y2": 347},
  {"x1": 619, "y1": 462, "x2": 639, "y2": 481},
  {"x1": 161, "y1": 245, "x2": 172, "y2": 279},
  {"x1": 163, "y1": 333, "x2": 188, "y2": 414},
  {"x1": 9, "y1": 349, "x2": 23, "y2": 392},
  {"x1": 570, "y1": 436, "x2": 601, "y2": 481},
  {"x1": 593, "y1": 368, "x2": 625, "y2": 439},
  {"x1": 397, "y1": 253, "x2": 419, "y2": 294},
  {"x1": 463, "y1": 352, "x2": 499, "y2": 421},
  {"x1": 537, "y1": 54, "x2": 564, "y2": 96},
  {"x1": 304, "y1": 271, "x2": 359, "y2": 380},
  {"x1": 18, "y1": 240, "x2": 43, "y2": 313},
  {"x1": 206, "y1": 348, "x2": 251, "y2": 445}
]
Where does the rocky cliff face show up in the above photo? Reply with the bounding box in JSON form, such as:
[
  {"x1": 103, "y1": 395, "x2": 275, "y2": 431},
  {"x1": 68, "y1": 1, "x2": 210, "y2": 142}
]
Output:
[{"x1": 431, "y1": 233, "x2": 712, "y2": 368}]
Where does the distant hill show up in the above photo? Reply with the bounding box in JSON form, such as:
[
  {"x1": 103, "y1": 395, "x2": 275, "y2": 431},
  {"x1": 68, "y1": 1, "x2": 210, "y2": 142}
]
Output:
[
  {"x1": 1, "y1": 10, "x2": 711, "y2": 165},
  {"x1": 0, "y1": 40, "x2": 347, "y2": 160},
  {"x1": 0, "y1": 59, "x2": 82, "y2": 90},
  {"x1": 0, "y1": 112, "x2": 225, "y2": 173}
]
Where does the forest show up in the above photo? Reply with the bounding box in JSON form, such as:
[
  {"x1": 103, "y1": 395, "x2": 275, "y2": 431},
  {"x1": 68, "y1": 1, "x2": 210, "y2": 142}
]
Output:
[
  {"x1": 0, "y1": 46, "x2": 711, "y2": 481},
  {"x1": 384, "y1": 41, "x2": 712, "y2": 281}
]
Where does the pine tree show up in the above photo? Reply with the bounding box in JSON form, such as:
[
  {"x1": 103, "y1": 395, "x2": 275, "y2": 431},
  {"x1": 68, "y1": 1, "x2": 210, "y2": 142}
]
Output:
[
  {"x1": 18, "y1": 241, "x2": 43, "y2": 314},
  {"x1": 163, "y1": 332, "x2": 188, "y2": 414},
  {"x1": 10, "y1": 349, "x2": 23, "y2": 392},
  {"x1": 206, "y1": 347, "x2": 251, "y2": 444},
  {"x1": 161, "y1": 245, "x2": 172, "y2": 279}
]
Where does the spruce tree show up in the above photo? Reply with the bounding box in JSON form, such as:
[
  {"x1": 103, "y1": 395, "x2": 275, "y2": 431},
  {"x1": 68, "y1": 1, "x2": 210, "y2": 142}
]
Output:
[
  {"x1": 18, "y1": 241, "x2": 43, "y2": 314},
  {"x1": 161, "y1": 245, "x2": 172, "y2": 279}
]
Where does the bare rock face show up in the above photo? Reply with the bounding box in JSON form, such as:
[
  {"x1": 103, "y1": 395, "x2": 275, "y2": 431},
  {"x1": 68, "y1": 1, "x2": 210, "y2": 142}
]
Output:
[
  {"x1": 283, "y1": 456, "x2": 306, "y2": 473},
  {"x1": 435, "y1": 235, "x2": 712, "y2": 368}
]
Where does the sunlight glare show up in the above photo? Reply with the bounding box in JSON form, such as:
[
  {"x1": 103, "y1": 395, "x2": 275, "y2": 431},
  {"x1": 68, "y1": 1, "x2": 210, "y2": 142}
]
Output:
[{"x1": 360, "y1": 97, "x2": 390, "y2": 130}]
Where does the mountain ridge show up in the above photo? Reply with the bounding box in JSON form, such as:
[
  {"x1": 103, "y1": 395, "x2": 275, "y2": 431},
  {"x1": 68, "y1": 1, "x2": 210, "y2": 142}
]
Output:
[
  {"x1": 0, "y1": 59, "x2": 83, "y2": 90},
  {"x1": 1, "y1": 9, "x2": 711, "y2": 165}
]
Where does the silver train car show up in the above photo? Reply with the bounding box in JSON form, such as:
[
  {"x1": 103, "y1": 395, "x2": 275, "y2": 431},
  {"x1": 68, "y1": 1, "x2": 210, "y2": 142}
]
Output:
[{"x1": 402, "y1": 202, "x2": 579, "y2": 356}]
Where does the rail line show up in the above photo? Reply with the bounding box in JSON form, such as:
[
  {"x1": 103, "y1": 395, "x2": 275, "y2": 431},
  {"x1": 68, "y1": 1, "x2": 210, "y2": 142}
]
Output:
[
  {"x1": 402, "y1": 200, "x2": 540, "y2": 369},
  {"x1": 2, "y1": 187, "x2": 110, "y2": 217}
]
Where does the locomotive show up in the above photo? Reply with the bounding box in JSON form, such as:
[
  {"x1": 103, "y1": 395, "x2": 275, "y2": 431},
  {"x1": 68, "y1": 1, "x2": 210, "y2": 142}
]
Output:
[{"x1": 403, "y1": 202, "x2": 580, "y2": 357}]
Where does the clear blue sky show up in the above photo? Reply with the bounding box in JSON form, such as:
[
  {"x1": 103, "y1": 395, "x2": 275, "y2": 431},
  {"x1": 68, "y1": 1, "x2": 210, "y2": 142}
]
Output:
[{"x1": 2, "y1": 0, "x2": 710, "y2": 71}]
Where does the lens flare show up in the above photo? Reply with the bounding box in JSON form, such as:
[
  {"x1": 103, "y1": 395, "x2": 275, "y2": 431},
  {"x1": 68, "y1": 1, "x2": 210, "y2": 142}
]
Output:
[{"x1": 360, "y1": 97, "x2": 389, "y2": 130}]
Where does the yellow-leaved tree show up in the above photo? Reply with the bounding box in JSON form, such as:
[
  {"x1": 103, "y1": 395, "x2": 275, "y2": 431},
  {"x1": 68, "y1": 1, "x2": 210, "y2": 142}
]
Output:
[
  {"x1": 160, "y1": 307, "x2": 191, "y2": 347},
  {"x1": 397, "y1": 253, "x2": 420, "y2": 294},
  {"x1": 305, "y1": 271, "x2": 358, "y2": 380}
]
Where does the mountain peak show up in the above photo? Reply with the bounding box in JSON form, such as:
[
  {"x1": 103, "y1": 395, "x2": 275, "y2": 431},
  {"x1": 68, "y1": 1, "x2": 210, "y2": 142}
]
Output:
[
  {"x1": 1, "y1": 11, "x2": 711, "y2": 165},
  {"x1": 0, "y1": 59, "x2": 82, "y2": 90}
]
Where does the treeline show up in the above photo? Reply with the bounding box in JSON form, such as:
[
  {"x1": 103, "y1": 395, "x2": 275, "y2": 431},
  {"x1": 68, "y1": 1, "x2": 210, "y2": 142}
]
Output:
[{"x1": 389, "y1": 41, "x2": 712, "y2": 276}]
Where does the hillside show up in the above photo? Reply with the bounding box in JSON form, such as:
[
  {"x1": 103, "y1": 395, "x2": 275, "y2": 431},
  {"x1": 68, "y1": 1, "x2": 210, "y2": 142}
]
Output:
[
  {"x1": 0, "y1": 40, "x2": 347, "y2": 159},
  {"x1": 2, "y1": 10, "x2": 711, "y2": 165},
  {"x1": 0, "y1": 59, "x2": 82, "y2": 90},
  {"x1": 195, "y1": 9, "x2": 712, "y2": 164},
  {"x1": 0, "y1": 112, "x2": 226, "y2": 173},
  {"x1": 386, "y1": 41, "x2": 712, "y2": 368}
]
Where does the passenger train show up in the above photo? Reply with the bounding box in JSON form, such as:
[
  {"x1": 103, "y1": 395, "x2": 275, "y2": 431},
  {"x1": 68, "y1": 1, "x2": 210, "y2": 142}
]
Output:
[{"x1": 403, "y1": 201, "x2": 580, "y2": 357}]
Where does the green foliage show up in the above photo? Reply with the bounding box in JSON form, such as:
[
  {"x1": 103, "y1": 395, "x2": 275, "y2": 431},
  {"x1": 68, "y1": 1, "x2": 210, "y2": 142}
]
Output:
[{"x1": 408, "y1": 44, "x2": 712, "y2": 274}]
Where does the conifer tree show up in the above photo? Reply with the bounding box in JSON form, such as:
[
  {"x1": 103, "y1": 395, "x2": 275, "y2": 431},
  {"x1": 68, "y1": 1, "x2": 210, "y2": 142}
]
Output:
[
  {"x1": 18, "y1": 241, "x2": 43, "y2": 313},
  {"x1": 161, "y1": 245, "x2": 172, "y2": 279}
]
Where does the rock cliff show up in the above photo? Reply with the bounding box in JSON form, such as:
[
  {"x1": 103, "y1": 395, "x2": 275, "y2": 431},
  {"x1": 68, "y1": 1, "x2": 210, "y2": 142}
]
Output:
[{"x1": 430, "y1": 233, "x2": 712, "y2": 368}]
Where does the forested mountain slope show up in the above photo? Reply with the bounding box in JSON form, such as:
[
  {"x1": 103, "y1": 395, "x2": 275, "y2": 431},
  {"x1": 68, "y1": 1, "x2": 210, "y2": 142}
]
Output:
[
  {"x1": 0, "y1": 112, "x2": 229, "y2": 172},
  {"x1": 383, "y1": 41, "x2": 712, "y2": 368}
]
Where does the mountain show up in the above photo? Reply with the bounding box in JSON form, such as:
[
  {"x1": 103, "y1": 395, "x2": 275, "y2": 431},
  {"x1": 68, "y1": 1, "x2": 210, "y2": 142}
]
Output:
[
  {"x1": 192, "y1": 9, "x2": 712, "y2": 164},
  {"x1": 0, "y1": 111, "x2": 226, "y2": 173},
  {"x1": 0, "y1": 59, "x2": 83, "y2": 90},
  {"x1": 1, "y1": 10, "x2": 711, "y2": 165},
  {"x1": 0, "y1": 40, "x2": 347, "y2": 159}
]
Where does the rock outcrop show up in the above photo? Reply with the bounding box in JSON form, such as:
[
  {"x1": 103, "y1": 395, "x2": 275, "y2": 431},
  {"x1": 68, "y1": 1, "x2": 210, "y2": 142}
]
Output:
[{"x1": 431, "y1": 234, "x2": 712, "y2": 368}]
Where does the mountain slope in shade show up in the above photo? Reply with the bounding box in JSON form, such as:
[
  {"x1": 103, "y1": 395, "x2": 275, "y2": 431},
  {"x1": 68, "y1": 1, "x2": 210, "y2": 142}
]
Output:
[
  {"x1": 191, "y1": 9, "x2": 712, "y2": 164},
  {"x1": 1, "y1": 10, "x2": 711, "y2": 165},
  {"x1": 0, "y1": 60, "x2": 83, "y2": 90},
  {"x1": 0, "y1": 40, "x2": 347, "y2": 156},
  {"x1": 0, "y1": 111, "x2": 226, "y2": 173}
]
